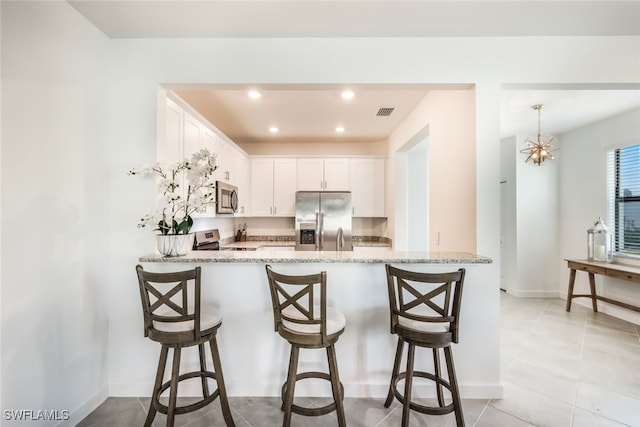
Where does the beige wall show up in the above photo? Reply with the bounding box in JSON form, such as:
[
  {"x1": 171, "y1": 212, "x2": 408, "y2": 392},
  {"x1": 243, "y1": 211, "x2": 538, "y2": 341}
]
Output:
[{"x1": 387, "y1": 89, "x2": 476, "y2": 252}]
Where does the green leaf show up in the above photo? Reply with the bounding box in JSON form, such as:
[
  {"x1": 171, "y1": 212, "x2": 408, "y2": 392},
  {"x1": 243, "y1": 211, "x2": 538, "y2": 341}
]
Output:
[{"x1": 157, "y1": 220, "x2": 171, "y2": 235}]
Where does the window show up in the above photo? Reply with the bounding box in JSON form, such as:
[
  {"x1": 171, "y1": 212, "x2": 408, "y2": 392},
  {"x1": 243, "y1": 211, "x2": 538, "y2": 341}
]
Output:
[{"x1": 608, "y1": 144, "x2": 640, "y2": 256}]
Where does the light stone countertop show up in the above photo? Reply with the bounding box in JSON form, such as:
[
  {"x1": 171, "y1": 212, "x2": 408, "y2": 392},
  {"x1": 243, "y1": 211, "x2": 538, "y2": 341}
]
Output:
[
  {"x1": 220, "y1": 240, "x2": 295, "y2": 250},
  {"x1": 139, "y1": 250, "x2": 492, "y2": 264},
  {"x1": 219, "y1": 240, "x2": 391, "y2": 250}
]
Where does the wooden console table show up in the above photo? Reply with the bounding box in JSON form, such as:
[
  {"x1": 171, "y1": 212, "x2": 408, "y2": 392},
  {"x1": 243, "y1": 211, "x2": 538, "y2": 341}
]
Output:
[{"x1": 565, "y1": 259, "x2": 640, "y2": 313}]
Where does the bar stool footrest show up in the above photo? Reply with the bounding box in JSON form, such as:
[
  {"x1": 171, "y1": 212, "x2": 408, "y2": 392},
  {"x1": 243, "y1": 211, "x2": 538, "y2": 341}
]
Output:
[
  {"x1": 281, "y1": 371, "x2": 345, "y2": 417},
  {"x1": 391, "y1": 370, "x2": 456, "y2": 416},
  {"x1": 154, "y1": 371, "x2": 220, "y2": 415}
]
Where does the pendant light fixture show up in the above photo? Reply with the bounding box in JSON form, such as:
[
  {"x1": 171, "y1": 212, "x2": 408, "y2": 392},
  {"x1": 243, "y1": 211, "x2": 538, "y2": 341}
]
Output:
[{"x1": 520, "y1": 104, "x2": 558, "y2": 166}]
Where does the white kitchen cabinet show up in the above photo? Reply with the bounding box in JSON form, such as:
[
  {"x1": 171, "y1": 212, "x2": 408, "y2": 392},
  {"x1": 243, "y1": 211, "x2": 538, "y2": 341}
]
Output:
[
  {"x1": 250, "y1": 158, "x2": 297, "y2": 217},
  {"x1": 234, "y1": 152, "x2": 250, "y2": 216},
  {"x1": 159, "y1": 93, "x2": 248, "y2": 218},
  {"x1": 350, "y1": 158, "x2": 385, "y2": 217},
  {"x1": 297, "y1": 158, "x2": 350, "y2": 191},
  {"x1": 201, "y1": 128, "x2": 216, "y2": 156},
  {"x1": 183, "y1": 112, "x2": 203, "y2": 158},
  {"x1": 215, "y1": 138, "x2": 235, "y2": 184},
  {"x1": 158, "y1": 98, "x2": 183, "y2": 164}
]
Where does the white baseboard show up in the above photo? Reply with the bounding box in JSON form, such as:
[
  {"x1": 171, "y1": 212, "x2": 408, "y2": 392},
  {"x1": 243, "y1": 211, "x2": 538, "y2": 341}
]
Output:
[
  {"x1": 55, "y1": 387, "x2": 109, "y2": 427},
  {"x1": 506, "y1": 290, "x2": 564, "y2": 298}
]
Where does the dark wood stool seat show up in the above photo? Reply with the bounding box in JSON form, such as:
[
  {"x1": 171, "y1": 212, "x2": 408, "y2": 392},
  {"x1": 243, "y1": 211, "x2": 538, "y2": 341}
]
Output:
[
  {"x1": 265, "y1": 264, "x2": 346, "y2": 427},
  {"x1": 136, "y1": 265, "x2": 235, "y2": 427},
  {"x1": 384, "y1": 264, "x2": 466, "y2": 427}
]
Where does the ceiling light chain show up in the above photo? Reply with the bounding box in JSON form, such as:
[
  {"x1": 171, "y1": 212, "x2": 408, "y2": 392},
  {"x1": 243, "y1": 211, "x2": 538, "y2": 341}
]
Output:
[{"x1": 519, "y1": 104, "x2": 559, "y2": 166}]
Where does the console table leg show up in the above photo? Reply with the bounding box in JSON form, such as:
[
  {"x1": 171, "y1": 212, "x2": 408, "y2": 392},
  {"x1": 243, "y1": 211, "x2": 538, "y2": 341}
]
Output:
[
  {"x1": 566, "y1": 269, "x2": 576, "y2": 312},
  {"x1": 588, "y1": 272, "x2": 598, "y2": 312}
]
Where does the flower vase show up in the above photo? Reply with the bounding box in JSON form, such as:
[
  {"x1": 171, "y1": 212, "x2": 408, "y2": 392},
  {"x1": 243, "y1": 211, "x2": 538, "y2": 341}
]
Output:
[{"x1": 156, "y1": 234, "x2": 193, "y2": 257}]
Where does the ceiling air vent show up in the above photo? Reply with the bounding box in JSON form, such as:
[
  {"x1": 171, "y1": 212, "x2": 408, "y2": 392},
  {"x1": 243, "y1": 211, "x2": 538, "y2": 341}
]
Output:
[{"x1": 376, "y1": 107, "x2": 395, "y2": 117}]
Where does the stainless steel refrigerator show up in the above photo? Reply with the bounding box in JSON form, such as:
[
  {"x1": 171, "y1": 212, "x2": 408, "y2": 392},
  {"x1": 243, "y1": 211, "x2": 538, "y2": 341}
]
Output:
[{"x1": 295, "y1": 191, "x2": 353, "y2": 251}]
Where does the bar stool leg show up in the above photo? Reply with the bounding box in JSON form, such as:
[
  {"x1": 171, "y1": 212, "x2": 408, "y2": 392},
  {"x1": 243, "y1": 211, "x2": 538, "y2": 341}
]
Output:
[
  {"x1": 209, "y1": 336, "x2": 236, "y2": 427},
  {"x1": 198, "y1": 343, "x2": 210, "y2": 397},
  {"x1": 282, "y1": 345, "x2": 300, "y2": 427},
  {"x1": 384, "y1": 338, "x2": 404, "y2": 408},
  {"x1": 433, "y1": 348, "x2": 445, "y2": 407},
  {"x1": 402, "y1": 343, "x2": 416, "y2": 427},
  {"x1": 145, "y1": 345, "x2": 169, "y2": 427},
  {"x1": 444, "y1": 346, "x2": 465, "y2": 427},
  {"x1": 327, "y1": 345, "x2": 346, "y2": 427},
  {"x1": 167, "y1": 346, "x2": 182, "y2": 427}
]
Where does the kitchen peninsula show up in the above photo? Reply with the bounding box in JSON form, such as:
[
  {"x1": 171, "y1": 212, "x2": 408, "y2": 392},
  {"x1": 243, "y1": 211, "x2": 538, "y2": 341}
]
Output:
[{"x1": 138, "y1": 250, "x2": 501, "y2": 399}]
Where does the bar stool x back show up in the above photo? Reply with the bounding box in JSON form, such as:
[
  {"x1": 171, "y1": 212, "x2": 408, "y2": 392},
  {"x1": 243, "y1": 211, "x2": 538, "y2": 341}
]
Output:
[
  {"x1": 384, "y1": 264, "x2": 466, "y2": 427},
  {"x1": 265, "y1": 264, "x2": 346, "y2": 427},
  {"x1": 135, "y1": 265, "x2": 235, "y2": 427}
]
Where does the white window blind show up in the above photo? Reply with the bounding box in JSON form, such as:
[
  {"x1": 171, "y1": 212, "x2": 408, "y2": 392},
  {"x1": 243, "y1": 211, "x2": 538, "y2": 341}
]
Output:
[{"x1": 607, "y1": 144, "x2": 640, "y2": 256}]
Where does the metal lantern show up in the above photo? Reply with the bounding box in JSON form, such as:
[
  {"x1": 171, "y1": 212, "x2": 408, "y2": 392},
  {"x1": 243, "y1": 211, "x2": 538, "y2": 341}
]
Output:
[{"x1": 587, "y1": 217, "x2": 613, "y2": 263}]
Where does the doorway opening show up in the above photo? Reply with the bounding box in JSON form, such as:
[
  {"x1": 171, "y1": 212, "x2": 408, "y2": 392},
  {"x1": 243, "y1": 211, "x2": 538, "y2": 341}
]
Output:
[{"x1": 394, "y1": 125, "x2": 430, "y2": 251}]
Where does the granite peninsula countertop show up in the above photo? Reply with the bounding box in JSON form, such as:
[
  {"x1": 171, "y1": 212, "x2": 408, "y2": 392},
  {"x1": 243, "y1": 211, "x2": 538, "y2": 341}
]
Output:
[{"x1": 139, "y1": 250, "x2": 492, "y2": 264}]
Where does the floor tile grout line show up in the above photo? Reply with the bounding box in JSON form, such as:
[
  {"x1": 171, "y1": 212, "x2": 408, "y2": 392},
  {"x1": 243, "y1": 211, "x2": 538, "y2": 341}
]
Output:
[
  {"x1": 485, "y1": 403, "x2": 538, "y2": 427},
  {"x1": 568, "y1": 314, "x2": 589, "y2": 427},
  {"x1": 374, "y1": 403, "x2": 399, "y2": 427},
  {"x1": 470, "y1": 400, "x2": 490, "y2": 427},
  {"x1": 228, "y1": 404, "x2": 253, "y2": 427}
]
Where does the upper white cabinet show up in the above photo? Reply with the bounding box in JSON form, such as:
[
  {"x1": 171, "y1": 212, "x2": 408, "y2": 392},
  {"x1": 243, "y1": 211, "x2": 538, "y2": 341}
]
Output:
[
  {"x1": 350, "y1": 158, "x2": 385, "y2": 217},
  {"x1": 215, "y1": 139, "x2": 236, "y2": 184},
  {"x1": 234, "y1": 152, "x2": 250, "y2": 216},
  {"x1": 183, "y1": 112, "x2": 203, "y2": 157},
  {"x1": 297, "y1": 158, "x2": 350, "y2": 191},
  {"x1": 251, "y1": 158, "x2": 297, "y2": 217},
  {"x1": 158, "y1": 98, "x2": 183, "y2": 164},
  {"x1": 159, "y1": 92, "x2": 250, "y2": 217}
]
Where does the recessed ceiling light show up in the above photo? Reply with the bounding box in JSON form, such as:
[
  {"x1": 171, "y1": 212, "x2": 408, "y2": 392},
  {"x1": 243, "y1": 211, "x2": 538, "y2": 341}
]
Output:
[
  {"x1": 269, "y1": 126, "x2": 279, "y2": 133},
  {"x1": 341, "y1": 90, "x2": 355, "y2": 100},
  {"x1": 248, "y1": 90, "x2": 262, "y2": 99},
  {"x1": 335, "y1": 126, "x2": 345, "y2": 133}
]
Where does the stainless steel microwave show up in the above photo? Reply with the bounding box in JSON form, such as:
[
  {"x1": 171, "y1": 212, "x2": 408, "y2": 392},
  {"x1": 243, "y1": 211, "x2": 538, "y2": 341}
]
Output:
[{"x1": 216, "y1": 181, "x2": 238, "y2": 214}]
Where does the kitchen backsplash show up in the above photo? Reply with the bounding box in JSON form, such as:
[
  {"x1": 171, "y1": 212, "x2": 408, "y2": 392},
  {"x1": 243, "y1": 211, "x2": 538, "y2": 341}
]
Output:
[{"x1": 192, "y1": 216, "x2": 389, "y2": 241}]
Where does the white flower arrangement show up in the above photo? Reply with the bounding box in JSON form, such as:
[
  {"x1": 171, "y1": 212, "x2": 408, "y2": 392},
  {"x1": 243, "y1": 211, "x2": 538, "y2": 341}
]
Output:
[{"x1": 129, "y1": 148, "x2": 217, "y2": 235}]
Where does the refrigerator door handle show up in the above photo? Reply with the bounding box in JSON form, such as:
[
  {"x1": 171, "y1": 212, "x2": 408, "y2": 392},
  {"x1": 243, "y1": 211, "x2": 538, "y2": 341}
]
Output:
[
  {"x1": 315, "y1": 212, "x2": 320, "y2": 250},
  {"x1": 318, "y1": 212, "x2": 324, "y2": 250}
]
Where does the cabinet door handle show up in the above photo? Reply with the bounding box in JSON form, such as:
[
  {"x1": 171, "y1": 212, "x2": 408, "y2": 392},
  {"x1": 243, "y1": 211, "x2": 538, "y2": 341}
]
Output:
[
  {"x1": 270, "y1": 206, "x2": 272, "y2": 215},
  {"x1": 320, "y1": 180, "x2": 323, "y2": 189},
  {"x1": 274, "y1": 206, "x2": 277, "y2": 215}
]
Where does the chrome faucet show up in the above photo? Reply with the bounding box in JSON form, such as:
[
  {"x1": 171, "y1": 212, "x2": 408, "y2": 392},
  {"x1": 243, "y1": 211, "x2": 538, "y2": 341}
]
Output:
[{"x1": 336, "y1": 227, "x2": 344, "y2": 252}]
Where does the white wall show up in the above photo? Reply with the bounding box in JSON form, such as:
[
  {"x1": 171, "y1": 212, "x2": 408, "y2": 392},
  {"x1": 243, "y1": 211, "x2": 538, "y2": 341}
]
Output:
[
  {"x1": 2, "y1": 0, "x2": 639, "y2": 421},
  {"x1": 1, "y1": 2, "x2": 113, "y2": 424},
  {"x1": 500, "y1": 136, "x2": 518, "y2": 292},
  {"x1": 501, "y1": 134, "x2": 560, "y2": 297},
  {"x1": 559, "y1": 108, "x2": 640, "y2": 324}
]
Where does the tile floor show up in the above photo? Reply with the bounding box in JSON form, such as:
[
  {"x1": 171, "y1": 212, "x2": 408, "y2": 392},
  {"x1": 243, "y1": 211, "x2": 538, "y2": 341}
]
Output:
[{"x1": 78, "y1": 293, "x2": 640, "y2": 426}]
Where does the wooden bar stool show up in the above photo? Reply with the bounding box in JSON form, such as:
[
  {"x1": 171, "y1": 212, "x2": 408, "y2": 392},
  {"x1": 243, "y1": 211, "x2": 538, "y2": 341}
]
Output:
[
  {"x1": 265, "y1": 264, "x2": 346, "y2": 427},
  {"x1": 384, "y1": 264, "x2": 466, "y2": 427},
  {"x1": 135, "y1": 265, "x2": 235, "y2": 427}
]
